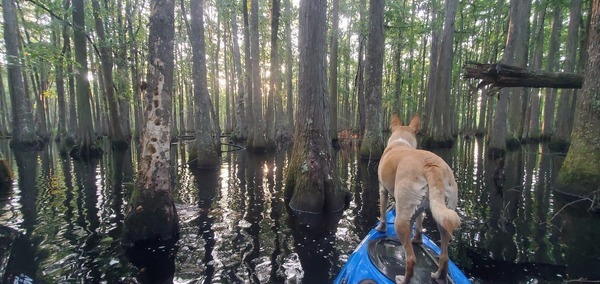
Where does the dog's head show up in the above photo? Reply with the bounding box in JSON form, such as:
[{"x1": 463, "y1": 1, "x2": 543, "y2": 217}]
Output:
[{"x1": 386, "y1": 114, "x2": 420, "y2": 149}]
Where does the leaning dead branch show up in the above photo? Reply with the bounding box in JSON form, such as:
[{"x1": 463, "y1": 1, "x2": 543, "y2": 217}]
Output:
[{"x1": 464, "y1": 62, "x2": 583, "y2": 90}]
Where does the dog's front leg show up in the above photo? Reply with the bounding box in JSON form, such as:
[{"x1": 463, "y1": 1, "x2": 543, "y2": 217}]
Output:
[{"x1": 375, "y1": 184, "x2": 388, "y2": 233}]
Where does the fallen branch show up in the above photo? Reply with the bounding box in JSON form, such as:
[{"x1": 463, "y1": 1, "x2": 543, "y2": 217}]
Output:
[{"x1": 463, "y1": 62, "x2": 583, "y2": 90}]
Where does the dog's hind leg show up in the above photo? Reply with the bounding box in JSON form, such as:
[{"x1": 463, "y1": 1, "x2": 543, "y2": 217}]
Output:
[
  {"x1": 375, "y1": 184, "x2": 388, "y2": 232},
  {"x1": 395, "y1": 219, "x2": 415, "y2": 284},
  {"x1": 431, "y1": 219, "x2": 454, "y2": 284}
]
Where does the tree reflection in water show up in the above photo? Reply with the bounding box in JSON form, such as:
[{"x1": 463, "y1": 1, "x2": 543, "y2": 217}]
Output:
[{"x1": 0, "y1": 138, "x2": 598, "y2": 283}]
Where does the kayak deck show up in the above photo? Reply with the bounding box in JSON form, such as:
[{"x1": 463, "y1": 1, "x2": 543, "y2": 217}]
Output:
[{"x1": 335, "y1": 209, "x2": 470, "y2": 284}]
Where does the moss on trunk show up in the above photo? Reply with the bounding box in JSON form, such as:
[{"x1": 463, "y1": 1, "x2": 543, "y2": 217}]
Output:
[{"x1": 557, "y1": 133, "x2": 600, "y2": 197}]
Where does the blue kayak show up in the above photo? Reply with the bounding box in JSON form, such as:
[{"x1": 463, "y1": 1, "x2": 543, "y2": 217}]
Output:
[{"x1": 335, "y1": 209, "x2": 471, "y2": 284}]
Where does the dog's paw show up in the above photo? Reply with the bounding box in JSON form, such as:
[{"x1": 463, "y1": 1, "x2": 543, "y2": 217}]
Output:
[
  {"x1": 430, "y1": 271, "x2": 447, "y2": 284},
  {"x1": 395, "y1": 275, "x2": 407, "y2": 284},
  {"x1": 375, "y1": 223, "x2": 387, "y2": 233}
]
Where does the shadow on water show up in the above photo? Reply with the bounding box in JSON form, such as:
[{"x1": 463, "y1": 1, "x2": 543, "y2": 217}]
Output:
[{"x1": 0, "y1": 138, "x2": 599, "y2": 283}]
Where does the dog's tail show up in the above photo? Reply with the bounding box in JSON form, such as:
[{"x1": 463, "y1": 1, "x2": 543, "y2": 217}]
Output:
[{"x1": 426, "y1": 167, "x2": 461, "y2": 229}]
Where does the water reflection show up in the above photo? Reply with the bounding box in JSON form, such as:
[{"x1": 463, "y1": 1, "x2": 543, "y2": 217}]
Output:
[{"x1": 0, "y1": 138, "x2": 599, "y2": 283}]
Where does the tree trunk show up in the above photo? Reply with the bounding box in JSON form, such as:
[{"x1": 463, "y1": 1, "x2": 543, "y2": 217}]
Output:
[
  {"x1": 541, "y1": 5, "x2": 562, "y2": 140},
  {"x1": 247, "y1": 0, "x2": 270, "y2": 152},
  {"x1": 505, "y1": 0, "x2": 531, "y2": 145},
  {"x1": 284, "y1": 0, "x2": 294, "y2": 134},
  {"x1": 267, "y1": 0, "x2": 281, "y2": 145},
  {"x1": 66, "y1": 1, "x2": 78, "y2": 146},
  {"x1": 557, "y1": 0, "x2": 600, "y2": 197},
  {"x1": 0, "y1": 62, "x2": 9, "y2": 136},
  {"x1": 551, "y1": 0, "x2": 582, "y2": 152},
  {"x1": 525, "y1": 0, "x2": 548, "y2": 142},
  {"x1": 359, "y1": 0, "x2": 385, "y2": 159},
  {"x1": 329, "y1": 0, "x2": 340, "y2": 147},
  {"x1": 243, "y1": 0, "x2": 254, "y2": 145},
  {"x1": 189, "y1": 0, "x2": 220, "y2": 169},
  {"x1": 127, "y1": 0, "x2": 143, "y2": 139},
  {"x1": 2, "y1": 0, "x2": 42, "y2": 149},
  {"x1": 285, "y1": 0, "x2": 348, "y2": 214},
  {"x1": 70, "y1": 0, "x2": 102, "y2": 159},
  {"x1": 488, "y1": 0, "x2": 530, "y2": 157},
  {"x1": 53, "y1": 25, "x2": 67, "y2": 143},
  {"x1": 231, "y1": 10, "x2": 246, "y2": 142},
  {"x1": 123, "y1": 0, "x2": 179, "y2": 245},
  {"x1": 423, "y1": 0, "x2": 458, "y2": 148},
  {"x1": 91, "y1": 0, "x2": 128, "y2": 149}
]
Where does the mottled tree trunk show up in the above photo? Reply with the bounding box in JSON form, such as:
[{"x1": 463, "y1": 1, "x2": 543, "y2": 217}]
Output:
[
  {"x1": 551, "y1": 0, "x2": 582, "y2": 152},
  {"x1": 285, "y1": 0, "x2": 348, "y2": 214},
  {"x1": 123, "y1": 0, "x2": 179, "y2": 245},
  {"x1": 2, "y1": 0, "x2": 42, "y2": 149},
  {"x1": 557, "y1": 0, "x2": 600, "y2": 197},
  {"x1": 189, "y1": 0, "x2": 220, "y2": 169},
  {"x1": 359, "y1": 0, "x2": 385, "y2": 159}
]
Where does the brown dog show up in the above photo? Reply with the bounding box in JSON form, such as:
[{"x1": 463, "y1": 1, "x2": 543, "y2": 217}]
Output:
[{"x1": 375, "y1": 114, "x2": 461, "y2": 284}]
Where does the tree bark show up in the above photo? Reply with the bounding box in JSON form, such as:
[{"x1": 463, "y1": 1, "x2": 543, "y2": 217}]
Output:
[
  {"x1": 91, "y1": 0, "x2": 128, "y2": 149},
  {"x1": 0, "y1": 62, "x2": 8, "y2": 136},
  {"x1": 189, "y1": 0, "x2": 220, "y2": 169},
  {"x1": 243, "y1": 0, "x2": 254, "y2": 145},
  {"x1": 359, "y1": 0, "x2": 385, "y2": 159},
  {"x1": 247, "y1": 0, "x2": 270, "y2": 152},
  {"x1": 541, "y1": 5, "x2": 562, "y2": 140},
  {"x1": 231, "y1": 9, "x2": 247, "y2": 142},
  {"x1": 525, "y1": 0, "x2": 548, "y2": 142},
  {"x1": 123, "y1": 0, "x2": 179, "y2": 245},
  {"x1": 557, "y1": 0, "x2": 600, "y2": 197},
  {"x1": 551, "y1": 0, "x2": 583, "y2": 152},
  {"x1": 267, "y1": 0, "x2": 281, "y2": 145},
  {"x1": 71, "y1": 0, "x2": 102, "y2": 159},
  {"x1": 284, "y1": 0, "x2": 294, "y2": 134},
  {"x1": 329, "y1": 0, "x2": 340, "y2": 147},
  {"x1": 285, "y1": 0, "x2": 348, "y2": 214},
  {"x1": 423, "y1": 0, "x2": 458, "y2": 148},
  {"x1": 2, "y1": 0, "x2": 42, "y2": 149}
]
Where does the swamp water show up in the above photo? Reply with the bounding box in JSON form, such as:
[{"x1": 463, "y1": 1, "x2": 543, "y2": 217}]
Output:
[{"x1": 0, "y1": 138, "x2": 599, "y2": 283}]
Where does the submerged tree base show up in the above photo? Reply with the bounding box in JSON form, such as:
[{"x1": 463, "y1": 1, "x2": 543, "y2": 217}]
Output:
[
  {"x1": 506, "y1": 137, "x2": 522, "y2": 151},
  {"x1": 487, "y1": 147, "x2": 506, "y2": 160},
  {"x1": 9, "y1": 138, "x2": 45, "y2": 151},
  {"x1": 111, "y1": 140, "x2": 130, "y2": 151},
  {"x1": 421, "y1": 136, "x2": 455, "y2": 149},
  {"x1": 70, "y1": 143, "x2": 104, "y2": 160},
  {"x1": 0, "y1": 159, "x2": 13, "y2": 194},
  {"x1": 122, "y1": 187, "x2": 179, "y2": 246},
  {"x1": 549, "y1": 139, "x2": 571, "y2": 153}
]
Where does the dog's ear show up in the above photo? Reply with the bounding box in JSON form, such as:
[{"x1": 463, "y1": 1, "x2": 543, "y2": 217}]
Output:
[
  {"x1": 409, "y1": 115, "x2": 420, "y2": 133},
  {"x1": 390, "y1": 114, "x2": 402, "y2": 130}
]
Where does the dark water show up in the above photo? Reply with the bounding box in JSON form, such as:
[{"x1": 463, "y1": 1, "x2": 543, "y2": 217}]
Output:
[{"x1": 0, "y1": 138, "x2": 599, "y2": 283}]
